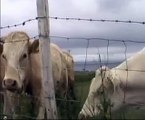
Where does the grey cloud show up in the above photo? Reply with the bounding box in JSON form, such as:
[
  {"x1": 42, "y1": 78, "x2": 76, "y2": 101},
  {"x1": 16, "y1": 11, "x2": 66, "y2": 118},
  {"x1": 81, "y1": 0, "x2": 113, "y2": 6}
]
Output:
[
  {"x1": 97, "y1": 0, "x2": 133, "y2": 14},
  {"x1": 50, "y1": 20, "x2": 145, "y2": 51},
  {"x1": 1, "y1": 0, "x2": 145, "y2": 63}
]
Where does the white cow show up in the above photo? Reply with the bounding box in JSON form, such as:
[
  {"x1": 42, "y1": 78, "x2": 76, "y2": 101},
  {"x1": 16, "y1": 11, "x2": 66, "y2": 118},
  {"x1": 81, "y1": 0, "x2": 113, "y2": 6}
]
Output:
[{"x1": 79, "y1": 48, "x2": 145, "y2": 119}]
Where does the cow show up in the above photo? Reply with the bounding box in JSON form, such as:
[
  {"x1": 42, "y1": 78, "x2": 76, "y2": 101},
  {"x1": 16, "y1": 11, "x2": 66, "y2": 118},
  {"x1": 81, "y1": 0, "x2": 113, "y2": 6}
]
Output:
[
  {"x1": 0, "y1": 31, "x2": 68, "y2": 119},
  {"x1": 62, "y1": 51, "x2": 75, "y2": 99},
  {"x1": 79, "y1": 48, "x2": 145, "y2": 119}
]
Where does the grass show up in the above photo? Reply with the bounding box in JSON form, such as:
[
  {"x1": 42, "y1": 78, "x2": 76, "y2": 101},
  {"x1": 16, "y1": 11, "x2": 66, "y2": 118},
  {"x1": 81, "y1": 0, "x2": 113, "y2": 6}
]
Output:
[
  {"x1": 57, "y1": 71, "x2": 94, "y2": 119},
  {"x1": 75, "y1": 71, "x2": 94, "y2": 106}
]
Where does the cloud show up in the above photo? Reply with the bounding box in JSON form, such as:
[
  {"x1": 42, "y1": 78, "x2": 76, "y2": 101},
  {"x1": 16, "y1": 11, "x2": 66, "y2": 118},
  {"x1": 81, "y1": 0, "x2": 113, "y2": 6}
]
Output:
[
  {"x1": 1, "y1": 0, "x2": 37, "y2": 22},
  {"x1": 1, "y1": 0, "x2": 145, "y2": 65},
  {"x1": 49, "y1": 0, "x2": 98, "y2": 18},
  {"x1": 73, "y1": 52, "x2": 134, "y2": 63},
  {"x1": 97, "y1": 0, "x2": 133, "y2": 14}
]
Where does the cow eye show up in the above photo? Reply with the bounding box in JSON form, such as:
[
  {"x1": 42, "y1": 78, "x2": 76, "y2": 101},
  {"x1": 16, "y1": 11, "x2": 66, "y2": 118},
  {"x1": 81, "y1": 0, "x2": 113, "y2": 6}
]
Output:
[{"x1": 23, "y1": 53, "x2": 27, "y2": 59}]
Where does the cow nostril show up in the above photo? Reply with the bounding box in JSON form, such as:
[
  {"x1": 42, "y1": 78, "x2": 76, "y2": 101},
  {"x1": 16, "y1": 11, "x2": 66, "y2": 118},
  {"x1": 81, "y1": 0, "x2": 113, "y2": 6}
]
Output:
[{"x1": 12, "y1": 80, "x2": 17, "y2": 87}]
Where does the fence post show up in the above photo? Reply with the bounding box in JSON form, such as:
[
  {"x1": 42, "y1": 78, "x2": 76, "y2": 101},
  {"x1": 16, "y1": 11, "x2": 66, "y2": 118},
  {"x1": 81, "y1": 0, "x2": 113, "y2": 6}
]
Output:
[{"x1": 36, "y1": 0, "x2": 57, "y2": 119}]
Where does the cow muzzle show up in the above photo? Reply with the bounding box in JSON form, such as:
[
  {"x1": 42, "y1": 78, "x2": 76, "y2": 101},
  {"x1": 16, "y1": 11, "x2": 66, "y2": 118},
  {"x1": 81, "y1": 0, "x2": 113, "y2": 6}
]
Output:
[{"x1": 3, "y1": 79, "x2": 19, "y2": 92}]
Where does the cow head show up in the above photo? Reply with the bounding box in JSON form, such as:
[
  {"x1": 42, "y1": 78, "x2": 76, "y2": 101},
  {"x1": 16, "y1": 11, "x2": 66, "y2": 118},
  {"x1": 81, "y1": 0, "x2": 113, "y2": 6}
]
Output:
[
  {"x1": 79, "y1": 66, "x2": 115, "y2": 119},
  {"x1": 0, "y1": 31, "x2": 39, "y2": 93}
]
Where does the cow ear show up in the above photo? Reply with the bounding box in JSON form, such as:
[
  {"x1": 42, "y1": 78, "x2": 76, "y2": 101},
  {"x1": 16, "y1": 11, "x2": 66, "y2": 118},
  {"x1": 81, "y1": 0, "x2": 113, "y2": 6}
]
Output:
[{"x1": 29, "y1": 39, "x2": 39, "y2": 54}]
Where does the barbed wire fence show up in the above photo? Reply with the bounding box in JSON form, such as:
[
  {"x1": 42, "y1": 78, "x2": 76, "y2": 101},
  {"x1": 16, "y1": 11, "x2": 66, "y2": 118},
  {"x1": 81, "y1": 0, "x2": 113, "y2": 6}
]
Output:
[
  {"x1": 1, "y1": 16, "x2": 145, "y2": 30},
  {"x1": 0, "y1": 15, "x2": 145, "y2": 119}
]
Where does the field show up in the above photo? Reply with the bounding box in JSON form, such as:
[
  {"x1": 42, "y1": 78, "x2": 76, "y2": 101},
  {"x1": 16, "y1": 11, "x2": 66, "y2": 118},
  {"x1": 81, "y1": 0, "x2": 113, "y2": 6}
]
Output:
[{"x1": 1, "y1": 71, "x2": 145, "y2": 119}]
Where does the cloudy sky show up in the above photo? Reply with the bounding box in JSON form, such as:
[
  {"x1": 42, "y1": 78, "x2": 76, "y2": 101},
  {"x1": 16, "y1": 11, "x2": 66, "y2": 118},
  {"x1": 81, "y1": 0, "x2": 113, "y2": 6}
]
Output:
[{"x1": 1, "y1": 0, "x2": 145, "y2": 65}]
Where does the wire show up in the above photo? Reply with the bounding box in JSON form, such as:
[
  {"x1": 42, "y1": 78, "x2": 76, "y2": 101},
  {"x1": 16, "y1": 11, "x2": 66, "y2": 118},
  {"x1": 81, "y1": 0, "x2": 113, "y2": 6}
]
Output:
[{"x1": 1, "y1": 16, "x2": 145, "y2": 30}]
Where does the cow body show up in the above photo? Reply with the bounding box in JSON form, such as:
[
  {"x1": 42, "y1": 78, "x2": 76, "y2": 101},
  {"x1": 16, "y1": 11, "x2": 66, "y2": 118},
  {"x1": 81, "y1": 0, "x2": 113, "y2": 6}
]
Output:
[
  {"x1": 63, "y1": 51, "x2": 75, "y2": 99},
  {"x1": 0, "y1": 31, "x2": 69, "y2": 119},
  {"x1": 79, "y1": 48, "x2": 145, "y2": 119}
]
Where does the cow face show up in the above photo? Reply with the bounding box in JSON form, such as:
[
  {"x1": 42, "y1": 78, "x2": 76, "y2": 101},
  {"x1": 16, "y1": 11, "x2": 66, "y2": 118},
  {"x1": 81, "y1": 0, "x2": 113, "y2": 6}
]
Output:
[
  {"x1": 0, "y1": 31, "x2": 39, "y2": 93},
  {"x1": 79, "y1": 67, "x2": 114, "y2": 119}
]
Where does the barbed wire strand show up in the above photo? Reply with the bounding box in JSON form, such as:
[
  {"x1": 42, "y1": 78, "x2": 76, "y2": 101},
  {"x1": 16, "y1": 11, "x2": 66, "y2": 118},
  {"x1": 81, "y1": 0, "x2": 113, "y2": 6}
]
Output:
[
  {"x1": 49, "y1": 16, "x2": 145, "y2": 25},
  {"x1": 1, "y1": 16, "x2": 145, "y2": 30},
  {"x1": 50, "y1": 35, "x2": 145, "y2": 44},
  {"x1": 0, "y1": 18, "x2": 36, "y2": 30}
]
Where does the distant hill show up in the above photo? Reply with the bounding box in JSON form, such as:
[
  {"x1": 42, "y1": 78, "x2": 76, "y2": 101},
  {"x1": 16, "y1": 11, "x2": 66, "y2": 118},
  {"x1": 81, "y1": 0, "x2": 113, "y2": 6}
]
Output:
[{"x1": 74, "y1": 61, "x2": 122, "y2": 71}]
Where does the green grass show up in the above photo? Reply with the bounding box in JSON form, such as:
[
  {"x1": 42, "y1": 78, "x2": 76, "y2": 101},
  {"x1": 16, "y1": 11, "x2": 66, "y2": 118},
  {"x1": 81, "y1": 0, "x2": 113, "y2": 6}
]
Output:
[
  {"x1": 74, "y1": 71, "x2": 94, "y2": 108},
  {"x1": 57, "y1": 71, "x2": 94, "y2": 119}
]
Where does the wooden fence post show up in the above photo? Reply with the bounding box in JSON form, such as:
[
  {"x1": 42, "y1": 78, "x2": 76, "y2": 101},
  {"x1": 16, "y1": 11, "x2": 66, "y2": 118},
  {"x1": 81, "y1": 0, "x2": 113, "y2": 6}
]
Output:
[{"x1": 36, "y1": 0, "x2": 57, "y2": 119}]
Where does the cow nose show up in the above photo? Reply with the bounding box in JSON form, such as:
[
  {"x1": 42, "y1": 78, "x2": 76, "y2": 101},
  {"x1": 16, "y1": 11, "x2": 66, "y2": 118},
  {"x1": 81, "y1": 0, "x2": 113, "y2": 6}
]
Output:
[{"x1": 3, "y1": 79, "x2": 17, "y2": 88}]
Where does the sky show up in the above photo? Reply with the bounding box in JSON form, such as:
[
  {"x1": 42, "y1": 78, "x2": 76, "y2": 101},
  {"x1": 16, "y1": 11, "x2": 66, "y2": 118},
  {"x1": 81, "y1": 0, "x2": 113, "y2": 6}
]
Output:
[{"x1": 1, "y1": 0, "x2": 145, "y2": 65}]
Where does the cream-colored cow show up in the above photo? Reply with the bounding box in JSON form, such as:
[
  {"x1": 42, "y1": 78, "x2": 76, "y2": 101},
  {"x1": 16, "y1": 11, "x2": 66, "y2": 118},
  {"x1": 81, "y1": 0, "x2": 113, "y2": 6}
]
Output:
[
  {"x1": 0, "y1": 31, "x2": 68, "y2": 119},
  {"x1": 79, "y1": 48, "x2": 145, "y2": 119}
]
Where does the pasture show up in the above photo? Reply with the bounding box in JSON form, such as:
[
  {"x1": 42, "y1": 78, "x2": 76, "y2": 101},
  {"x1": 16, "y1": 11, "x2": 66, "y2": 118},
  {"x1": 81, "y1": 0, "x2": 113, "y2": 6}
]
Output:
[{"x1": 1, "y1": 71, "x2": 145, "y2": 119}]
